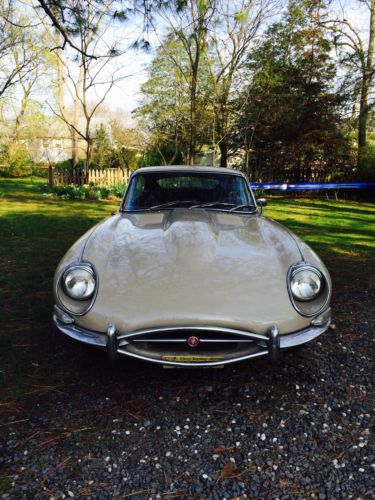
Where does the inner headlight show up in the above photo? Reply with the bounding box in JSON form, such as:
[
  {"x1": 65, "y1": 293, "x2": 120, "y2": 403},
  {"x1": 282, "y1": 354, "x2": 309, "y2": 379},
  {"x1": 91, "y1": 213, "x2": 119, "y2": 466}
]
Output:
[
  {"x1": 62, "y1": 265, "x2": 96, "y2": 300},
  {"x1": 290, "y1": 267, "x2": 322, "y2": 302}
]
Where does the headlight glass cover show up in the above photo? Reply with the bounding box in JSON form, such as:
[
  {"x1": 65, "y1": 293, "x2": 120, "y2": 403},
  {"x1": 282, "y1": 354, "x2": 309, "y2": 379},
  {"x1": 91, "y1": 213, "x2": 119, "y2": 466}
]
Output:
[
  {"x1": 290, "y1": 267, "x2": 322, "y2": 301},
  {"x1": 62, "y1": 265, "x2": 96, "y2": 300}
]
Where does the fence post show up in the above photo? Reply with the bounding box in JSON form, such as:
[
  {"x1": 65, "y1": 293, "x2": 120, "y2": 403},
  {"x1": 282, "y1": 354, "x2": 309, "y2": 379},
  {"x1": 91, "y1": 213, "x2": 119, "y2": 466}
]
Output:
[{"x1": 48, "y1": 165, "x2": 54, "y2": 189}]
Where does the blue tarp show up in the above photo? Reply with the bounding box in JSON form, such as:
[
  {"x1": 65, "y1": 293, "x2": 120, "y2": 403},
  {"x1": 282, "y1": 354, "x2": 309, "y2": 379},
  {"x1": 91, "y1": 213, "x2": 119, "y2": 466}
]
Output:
[{"x1": 250, "y1": 182, "x2": 375, "y2": 191}]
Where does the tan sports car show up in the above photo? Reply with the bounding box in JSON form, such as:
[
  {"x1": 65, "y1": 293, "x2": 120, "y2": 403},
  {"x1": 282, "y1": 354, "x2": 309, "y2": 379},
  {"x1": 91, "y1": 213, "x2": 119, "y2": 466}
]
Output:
[{"x1": 53, "y1": 166, "x2": 332, "y2": 367}]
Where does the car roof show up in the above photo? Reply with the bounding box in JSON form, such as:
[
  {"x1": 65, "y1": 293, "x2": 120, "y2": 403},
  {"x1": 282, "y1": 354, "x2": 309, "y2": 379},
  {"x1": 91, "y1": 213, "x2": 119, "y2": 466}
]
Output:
[{"x1": 133, "y1": 165, "x2": 247, "y2": 177}]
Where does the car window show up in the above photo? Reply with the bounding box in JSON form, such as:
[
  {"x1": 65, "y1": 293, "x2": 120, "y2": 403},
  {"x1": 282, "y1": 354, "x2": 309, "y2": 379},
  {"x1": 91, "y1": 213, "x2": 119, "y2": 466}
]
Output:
[
  {"x1": 157, "y1": 176, "x2": 220, "y2": 190},
  {"x1": 123, "y1": 172, "x2": 254, "y2": 211}
]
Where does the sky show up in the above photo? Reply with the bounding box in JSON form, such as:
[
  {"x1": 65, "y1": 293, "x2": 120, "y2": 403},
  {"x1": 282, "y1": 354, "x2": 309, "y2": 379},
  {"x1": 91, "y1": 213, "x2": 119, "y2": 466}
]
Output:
[
  {"x1": 101, "y1": 0, "x2": 370, "y2": 121},
  {"x1": 5, "y1": 0, "x2": 369, "y2": 128}
]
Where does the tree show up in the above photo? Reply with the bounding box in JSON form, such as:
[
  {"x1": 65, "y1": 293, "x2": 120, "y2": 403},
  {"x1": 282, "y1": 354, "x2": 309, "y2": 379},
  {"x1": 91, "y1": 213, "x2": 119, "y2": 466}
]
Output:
[
  {"x1": 10, "y1": 26, "x2": 49, "y2": 140},
  {"x1": 135, "y1": 36, "x2": 214, "y2": 165},
  {"x1": 151, "y1": 0, "x2": 273, "y2": 166},
  {"x1": 109, "y1": 119, "x2": 144, "y2": 170},
  {"x1": 234, "y1": 0, "x2": 351, "y2": 181},
  {"x1": 36, "y1": 0, "x2": 155, "y2": 57},
  {"x1": 318, "y1": 0, "x2": 375, "y2": 173},
  {"x1": 156, "y1": 0, "x2": 216, "y2": 165},
  {"x1": 36, "y1": 0, "x2": 128, "y2": 57},
  {"x1": 0, "y1": 1, "x2": 38, "y2": 98},
  {"x1": 136, "y1": 38, "x2": 195, "y2": 165},
  {"x1": 206, "y1": 0, "x2": 274, "y2": 167},
  {"x1": 43, "y1": 0, "x2": 130, "y2": 168},
  {"x1": 92, "y1": 123, "x2": 112, "y2": 168}
]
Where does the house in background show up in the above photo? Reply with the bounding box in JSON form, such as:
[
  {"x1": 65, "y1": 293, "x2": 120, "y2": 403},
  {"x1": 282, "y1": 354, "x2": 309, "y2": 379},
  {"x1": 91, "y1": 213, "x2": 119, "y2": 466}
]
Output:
[{"x1": 23, "y1": 136, "x2": 86, "y2": 163}]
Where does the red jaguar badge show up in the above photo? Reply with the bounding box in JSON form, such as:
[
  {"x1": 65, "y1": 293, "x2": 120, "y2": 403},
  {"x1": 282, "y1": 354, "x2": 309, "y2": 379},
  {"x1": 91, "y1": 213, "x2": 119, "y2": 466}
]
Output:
[{"x1": 187, "y1": 336, "x2": 200, "y2": 347}]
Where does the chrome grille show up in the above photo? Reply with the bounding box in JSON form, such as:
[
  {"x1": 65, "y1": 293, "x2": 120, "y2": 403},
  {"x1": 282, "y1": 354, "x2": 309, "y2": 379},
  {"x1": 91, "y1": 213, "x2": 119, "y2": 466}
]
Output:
[{"x1": 117, "y1": 325, "x2": 268, "y2": 348}]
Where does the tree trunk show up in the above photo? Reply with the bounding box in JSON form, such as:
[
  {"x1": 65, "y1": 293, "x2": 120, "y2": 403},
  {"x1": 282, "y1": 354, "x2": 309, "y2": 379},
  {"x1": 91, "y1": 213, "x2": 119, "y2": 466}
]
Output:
[
  {"x1": 358, "y1": 77, "x2": 369, "y2": 169},
  {"x1": 219, "y1": 142, "x2": 228, "y2": 168},
  {"x1": 217, "y1": 98, "x2": 229, "y2": 168},
  {"x1": 84, "y1": 140, "x2": 92, "y2": 183},
  {"x1": 358, "y1": 0, "x2": 375, "y2": 170},
  {"x1": 72, "y1": 63, "x2": 84, "y2": 167},
  {"x1": 71, "y1": 129, "x2": 78, "y2": 167},
  {"x1": 188, "y1": 69, "x2": 197, "y2": 166},
  {"x1": 86, "y1": 142, "x2": 92, "y2": 167},
  {"x1": 12, "y1": 89, "x2": 30, "y2": 140}
]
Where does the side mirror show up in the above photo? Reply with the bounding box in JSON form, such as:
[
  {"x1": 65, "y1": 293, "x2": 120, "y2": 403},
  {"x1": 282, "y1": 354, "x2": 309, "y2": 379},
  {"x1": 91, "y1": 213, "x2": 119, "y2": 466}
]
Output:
[{"x1": 257, "y1": 198, "x2": 267, "y2": 207}]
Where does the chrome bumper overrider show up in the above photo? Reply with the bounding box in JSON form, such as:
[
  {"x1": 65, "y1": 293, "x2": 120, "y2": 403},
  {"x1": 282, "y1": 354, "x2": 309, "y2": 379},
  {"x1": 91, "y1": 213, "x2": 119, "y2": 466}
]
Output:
[{"x1": 53, "y1": 306, "x2": 331, "y2": 367}]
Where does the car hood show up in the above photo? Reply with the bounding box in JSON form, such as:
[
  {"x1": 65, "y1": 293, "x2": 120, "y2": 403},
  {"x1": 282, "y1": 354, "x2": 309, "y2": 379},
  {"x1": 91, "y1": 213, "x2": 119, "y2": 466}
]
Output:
[{"x1": 78, "y1": 209, "x2": 310, "y2": 334}]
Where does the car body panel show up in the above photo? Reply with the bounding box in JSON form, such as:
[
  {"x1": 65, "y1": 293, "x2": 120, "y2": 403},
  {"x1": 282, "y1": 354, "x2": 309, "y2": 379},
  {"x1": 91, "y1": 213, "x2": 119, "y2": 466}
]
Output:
[{"x1": 61, "y1": 209, "x2": 321, "y2": 335}]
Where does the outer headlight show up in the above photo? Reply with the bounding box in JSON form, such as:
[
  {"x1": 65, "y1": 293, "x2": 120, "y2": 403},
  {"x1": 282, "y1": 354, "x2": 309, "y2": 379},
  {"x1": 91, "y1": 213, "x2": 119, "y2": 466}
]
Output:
[
  {"x1": 290, "y1": 267, "x2": 322, "y2": 302},
  {"x1": 62, "y1": 265, "x2": 96, "y2": 300}
]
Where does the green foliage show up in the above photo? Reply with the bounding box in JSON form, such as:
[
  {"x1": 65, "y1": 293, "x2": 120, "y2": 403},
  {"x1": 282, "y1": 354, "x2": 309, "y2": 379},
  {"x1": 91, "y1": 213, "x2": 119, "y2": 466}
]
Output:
[
  {"x1": 0, "y1": 143, "x2": 33, "y2": 177},
  {"x1": 91, "y1": 123, "x2": 142, "y2": 170},
  {"x1": 107, "y1": 147, "x2": 139, "y2": 170},
  {"x1": 91, "y1": 124, "x2": 112, "y2": 169},
  {"x1": 357, "y1": 143, "x2": 375, "y2": 181},
  {"x1": 233, "y1": 0, "x2": 353, "y2": 180},
  {"x1": 30, "y1": 166, "x2": 48, "y2": 178},
  {"x1": 53, "y1": 159, "x2": 74, "y2": 173},
  {"x1": 135, "y1": 36, "x2": 214, "y2": 165},
  {"x1": 52, "y1": 183, "x2": 127, "y2": 200},
  {"x1": 234, "y1": 10, "x2": 249, "y2": 24},
  {"x1": 54, "y1": 159, "x2": 87, "y2": 173}
]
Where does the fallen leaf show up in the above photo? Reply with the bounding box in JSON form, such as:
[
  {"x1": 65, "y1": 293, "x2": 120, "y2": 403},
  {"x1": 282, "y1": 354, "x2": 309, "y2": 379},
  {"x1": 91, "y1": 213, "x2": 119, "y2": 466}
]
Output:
[{"x1": 219, "y1": 462, "x2": 238, "y2": 479}]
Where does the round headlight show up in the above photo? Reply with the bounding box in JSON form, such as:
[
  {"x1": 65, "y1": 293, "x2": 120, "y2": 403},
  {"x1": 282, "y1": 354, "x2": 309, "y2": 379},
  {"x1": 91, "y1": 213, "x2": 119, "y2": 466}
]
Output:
[
  {"x1": 290, "y1": 267, "x2": 322, "y2": 301},
  {"x1": 62, "y1": 266, "x2": 96, "y2": 300}
]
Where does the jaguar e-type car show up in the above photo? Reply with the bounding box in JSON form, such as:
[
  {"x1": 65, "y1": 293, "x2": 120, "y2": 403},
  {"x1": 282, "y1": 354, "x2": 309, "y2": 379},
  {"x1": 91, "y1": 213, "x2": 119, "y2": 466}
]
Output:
[{"x1": 53, "y1": 166, "x2": 332, "y2": 367}]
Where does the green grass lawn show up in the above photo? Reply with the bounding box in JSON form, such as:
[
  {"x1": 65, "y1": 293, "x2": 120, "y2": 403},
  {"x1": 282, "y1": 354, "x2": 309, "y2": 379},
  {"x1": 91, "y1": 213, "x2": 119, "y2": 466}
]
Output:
[{"x1": 0, "y1": 177, "x2": 374, "y2": 401}]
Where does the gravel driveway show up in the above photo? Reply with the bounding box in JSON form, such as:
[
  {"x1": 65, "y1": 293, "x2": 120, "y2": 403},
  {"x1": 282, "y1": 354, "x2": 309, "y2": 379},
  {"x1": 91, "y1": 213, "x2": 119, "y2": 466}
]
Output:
[{"x1": 1, "y1": 265, "x2": 374, "y2": 499}]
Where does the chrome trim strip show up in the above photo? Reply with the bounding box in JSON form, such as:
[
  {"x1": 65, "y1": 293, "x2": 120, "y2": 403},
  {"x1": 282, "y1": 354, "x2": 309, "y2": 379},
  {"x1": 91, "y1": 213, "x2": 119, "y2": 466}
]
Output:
[
  {"x1": 279, "y1": 320, "x2": 330, "y2": 348},
  {"x1": 311, "y1": 307, "x2": 331, "y2": 326},
  {"x1": 117, "y1": 326, "x2": 268, "y2": 344},
  {"x1": 107, "y1": 324, "x2": 118, "y2": 361},
  {"x1": 53, "y1": 317, "x2": 331, "y2": 365},
  {"x1": 53, "y1": 305, "x2": 74, "y2": 324},
  {"x1": 267, "y1": 325, "x2": 280, "y2": 362},
  {"x1": 53, "y1": 315, "x2": 107, "y2": 347},
  {"x1": 117, "y1": 347, "x2": 269, "y2": 367},
  {"x1": 131, "y1": 338, "x2": 255, "y2": 343}
]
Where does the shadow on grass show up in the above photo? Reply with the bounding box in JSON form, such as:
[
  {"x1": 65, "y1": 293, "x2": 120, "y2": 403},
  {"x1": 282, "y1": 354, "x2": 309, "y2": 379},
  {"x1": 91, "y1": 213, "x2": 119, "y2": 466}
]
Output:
[
  {"x1": 271, "y1": 198, "x2": 375, "y2": 218},
  {"x1": 281, "y1": 219, "x2": 375, "y2": 255}
]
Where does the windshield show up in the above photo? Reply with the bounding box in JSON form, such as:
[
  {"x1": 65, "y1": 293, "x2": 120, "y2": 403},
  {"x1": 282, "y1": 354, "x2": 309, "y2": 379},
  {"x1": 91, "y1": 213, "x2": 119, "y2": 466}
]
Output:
[{"x1": 122, "y1": 171, "x2": 255, "y2": 212}]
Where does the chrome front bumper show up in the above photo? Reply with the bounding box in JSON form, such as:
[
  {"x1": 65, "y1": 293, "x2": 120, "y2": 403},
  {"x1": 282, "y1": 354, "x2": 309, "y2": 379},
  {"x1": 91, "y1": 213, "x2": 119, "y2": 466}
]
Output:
[{"x1": 53, "y1": 306, "x2": 331, "y2": 367}]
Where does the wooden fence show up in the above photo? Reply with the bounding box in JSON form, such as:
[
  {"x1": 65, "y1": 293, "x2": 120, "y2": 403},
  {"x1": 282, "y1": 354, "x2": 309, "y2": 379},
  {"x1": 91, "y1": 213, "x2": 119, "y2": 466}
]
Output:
[{"x1": 50, "y1": 167, "x2": 131, "y2": 187}]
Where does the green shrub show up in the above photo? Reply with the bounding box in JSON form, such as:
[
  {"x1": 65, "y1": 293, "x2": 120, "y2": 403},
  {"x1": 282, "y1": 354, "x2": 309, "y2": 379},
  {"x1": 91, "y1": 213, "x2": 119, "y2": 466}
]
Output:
[
  {"x1": 358, "y1": 145, "x2": 375, "y2": 181},
  {"x1": 53, "y1": 159, "x2": 86, "y2": 173},
  {"x1": 0, "y1": 143, "x2": 33, "y2": 177},
  {"x1": 51, "y1": 182, "x2": 127, "y2": 200},
  {"x1": 8, "y1": 164, "x2": 33, "y2": 177},
  {"x1": 53, "y1": 159, "x2": 73, "y2": 173},
  {"x1": 31, "y1": 166, "x2": 48, "y2": 177},
  {"x1": 252, "y1": 188, "x2": 265, "y2": 197}
]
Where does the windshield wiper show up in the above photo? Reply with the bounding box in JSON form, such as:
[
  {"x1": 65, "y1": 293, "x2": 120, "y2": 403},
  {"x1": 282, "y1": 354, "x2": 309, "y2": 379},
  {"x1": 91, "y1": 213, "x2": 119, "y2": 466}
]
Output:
[
  {"x1": 229, "y1": 204, "x2": 257, "y2": 212},
  {"x1": 149, "y1": 200, "x2": 198, "y2": 211},
  {"x1": 189, "y1": 201, "x2": 236, "y2": 210}
]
